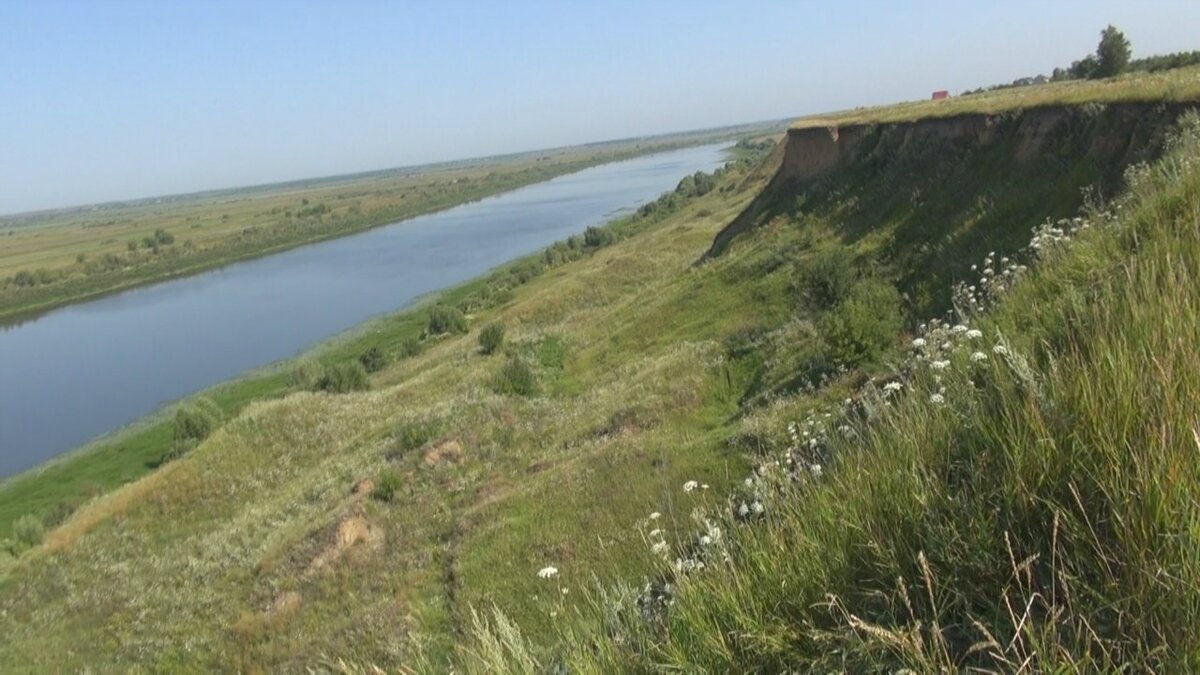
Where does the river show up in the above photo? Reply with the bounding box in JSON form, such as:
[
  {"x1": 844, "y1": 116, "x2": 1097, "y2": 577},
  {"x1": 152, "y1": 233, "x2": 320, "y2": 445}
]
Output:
[{"x1": 0, "y1": 142, "x2": 730, "y2": 476}]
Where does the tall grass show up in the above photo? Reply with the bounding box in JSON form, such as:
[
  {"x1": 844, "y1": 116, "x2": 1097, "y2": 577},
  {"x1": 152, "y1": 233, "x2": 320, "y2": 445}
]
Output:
[{"x1": 469, "y1": 114, "x2": 1200, "y2": 671}]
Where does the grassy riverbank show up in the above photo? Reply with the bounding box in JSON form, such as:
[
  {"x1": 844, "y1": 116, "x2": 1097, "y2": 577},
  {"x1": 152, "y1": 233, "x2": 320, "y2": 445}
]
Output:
[{"x1": 0, "y1": 123, "x2": 779, "y2": 323}]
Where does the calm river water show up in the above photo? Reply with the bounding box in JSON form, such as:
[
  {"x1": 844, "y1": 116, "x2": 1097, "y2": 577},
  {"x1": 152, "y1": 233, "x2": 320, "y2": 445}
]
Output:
[{"x1": 0, "y1": 143, "x2": 729, "y2": 476}]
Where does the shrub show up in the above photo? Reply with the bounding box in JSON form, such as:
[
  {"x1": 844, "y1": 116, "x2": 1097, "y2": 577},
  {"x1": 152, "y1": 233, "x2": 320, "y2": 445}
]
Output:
[
  {"x1": 314, "y1": 362, "x2": 370, "y2": 393},
  {"x1": 820, "y1": 279, "x2": 903, "y2": 368},
  {"x1": 372, "y1": 469, "x2": 403, "y2": 503},
  {"x1": 392, "y1": 421, "x2": 436, "y2": 453},
  {"x1": 797, "y1": 244, "x2": 857, "y2": 308},
  {"x1": 13, "y1": 514, "x2": 45, "y2": 550},
  {"x1": 493, "y1": 356, "x2": 538, "y2": 397},
  {"x1": 173, "y1": 397, "x2": 222, "y2": 444},
  {"x1": 359, "y1": 347, "x2": 387, "y2": 373},
  {"x1": 478, "y1": 322, "x2": 505, "y2": 355},
  {"x1": 427, "y1": 304, "x2": 467, "y2": 335},
  {"x1": 583, "y1": 226, "x2": 616, "y2": 248}
]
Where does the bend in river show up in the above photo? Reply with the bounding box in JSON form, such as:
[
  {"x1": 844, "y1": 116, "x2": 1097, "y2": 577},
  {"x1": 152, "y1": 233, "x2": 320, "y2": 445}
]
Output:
[{"x1": 0, "y1": 143, "x2": 730, "y2": 476}]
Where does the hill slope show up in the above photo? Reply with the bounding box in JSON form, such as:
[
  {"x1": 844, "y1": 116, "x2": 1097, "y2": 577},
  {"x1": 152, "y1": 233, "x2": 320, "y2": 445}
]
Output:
[{"x1": 2, "y1": 80, "x2": 1199, "y2": 671}]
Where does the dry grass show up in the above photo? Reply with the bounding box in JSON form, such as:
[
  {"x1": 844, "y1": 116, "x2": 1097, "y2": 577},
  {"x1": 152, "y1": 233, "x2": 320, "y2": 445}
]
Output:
[{"x1": 794, "y1": 65, "x2": 1200, "y2": 129}]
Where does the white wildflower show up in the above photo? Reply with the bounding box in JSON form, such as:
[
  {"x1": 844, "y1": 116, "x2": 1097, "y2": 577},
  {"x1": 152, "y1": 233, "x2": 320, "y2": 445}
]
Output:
[
  {"x1": 970, "y1": 351, "x2": 987, "y2": 363},
  {"x1": 649, "y1": 511, "x2": 661, "y2": 520},
  {"x1": 699, "y1": 535, "x2": 713, "y2": 547},
  {"x1": 743, "y1": 477, "x2": 753, "y2": 488},
  {"x1": 651, "y1": 541, "x2": 669, "y2": 554},
  {"x1": 701, "y1": 483, "x2": 710, "y2": 490},
  {"x1": 965, "y1": 329, "x2": 982, "y2": 340},
  {"x1": 537, "y1": 566, "x2": 559, "y2": 579},
  {"x1": 930, "y1": 393, "x2": 945, "y2": 404},
  {"x1": 992, "y1": 344, "x2": 1009, "y2": 356},
  {"x1": 952, "y1": 324, "x2": 968, "y2": 334},
  {"x1": 751, "y1": 501, "x2": 765, "y2": 515},
  {"x1": 883, "y1": 381, "x2": 903, "y2": 394},
  {"x1": 682, "y1": 480, "x2": 699, "y2": 493},
  {"x1": 809, "y1": 464, "x2": 823, "y2": 478},
  {"x1": 911, "y1": 338, "x2": 927, "y2": 348},
  {"x1": 930, "y1": 360, "x2": 950, "y2": 370},
  {"x1": 649, "y1": 528, "x2": 663, "y2": 538},
  {"x1": 737, "y1": 503, "x2": 750, "y2": 517}
]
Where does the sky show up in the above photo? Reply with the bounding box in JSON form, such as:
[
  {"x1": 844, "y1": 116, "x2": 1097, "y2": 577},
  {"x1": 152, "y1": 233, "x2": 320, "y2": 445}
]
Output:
[{"x1": 2, "y1": 1, "x2": 1198, "y2": 215}]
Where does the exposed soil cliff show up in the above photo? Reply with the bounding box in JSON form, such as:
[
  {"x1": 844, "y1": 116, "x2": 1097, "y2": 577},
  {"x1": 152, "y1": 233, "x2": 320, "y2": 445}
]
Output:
[{"x1": 706, "y1": 101, "x2": 1199, "y2": 258}]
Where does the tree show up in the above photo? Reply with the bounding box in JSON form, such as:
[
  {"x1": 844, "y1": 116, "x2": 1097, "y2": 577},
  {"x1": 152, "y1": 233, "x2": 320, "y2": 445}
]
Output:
[{"x1": 1095, "y1": 25, "x2": 1131, "y2": 78}]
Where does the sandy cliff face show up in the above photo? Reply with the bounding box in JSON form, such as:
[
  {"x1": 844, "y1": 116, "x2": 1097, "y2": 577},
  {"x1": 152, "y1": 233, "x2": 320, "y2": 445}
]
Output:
[{"x1": 706, "y1": 101, "x2": 1197, "y2": 258}]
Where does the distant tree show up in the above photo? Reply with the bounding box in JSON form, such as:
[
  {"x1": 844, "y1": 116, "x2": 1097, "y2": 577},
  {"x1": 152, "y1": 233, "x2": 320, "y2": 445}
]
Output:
[
  {"x1": 1069, "y1": 54, "x2": 1099, "y2": 80},
  {"x1": 1095, "y1": 25, "x2": 1131, "y2": 78}
]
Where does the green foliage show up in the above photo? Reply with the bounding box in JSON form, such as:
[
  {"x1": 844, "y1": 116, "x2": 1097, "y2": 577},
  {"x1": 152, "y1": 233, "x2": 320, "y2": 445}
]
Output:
[
  {"x1": 173, "y1": 397, "x2": 222, "y2": 444},
  {"x1": 314, "y1": 362, "x2": 370, "y2": 394},
  {"x1": 796, "y1": 244, "x2": 857, "y2": 308},
  {"x1": 12, "y1": 514, "x2": 44, "y2": 551},
  {"x1": 391, "y1": 421, "x2": 436, "y2": 456},
  {"x1": 583, "y1": 225, "x2": 616, "y2": 248},
  {"x1": 493, "y1": 355, "x2": 537, "y2": 397},
  {"x1": 285, "y1": 361, "x2": 319, "y2": 390},
  {"x1": 478, "y1": 322, "x2": 506, "y2": 355},
  {"x1": 427, "y1": 304, "x2": 467, "y2": 335},
  {"x1": 400, "y1": 337, "x2": 422, "y2": 358},
  {"x1": 359, "y1": 347, "x2": 387, "y2": 373},
  {"x1": 820, "y1": 279, "x2": 903, "y2": 368},
  {"x1": 536, "y1": 335, "x2": 567, "y2": 370},
  {"x1": 1095, "y1": 25, "x2": 1131, "y2": 78},
  {"x1": 371, "y1": 469, "x2": 403, "y2": 503}
]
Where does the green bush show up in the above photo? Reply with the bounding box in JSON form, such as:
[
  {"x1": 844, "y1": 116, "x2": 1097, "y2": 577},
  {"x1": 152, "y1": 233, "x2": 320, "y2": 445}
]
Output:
[
  {"x1": 12, "y1": 514, "x2": 44, "y2": 550},
  {"x1": 493, "y1": 356, "x2": 538, "y2": 397},
  {"x1": 173, "y1": 397, "x2": 222, "y2": 444},
  {"x1": 820, "y1": 279, "x2": 903, "y2": 368},
  {"x1": 427, "y1": 304, "x2": 467, "y2": 335},
  {"x1": 797, "y1": 244, "x2": 857, "y2": 308},
  {"x1": 478, "y1": 322, "x2": 506, "y2": 355},
  {"x1": 583, "y1": 226, "x2": 616, "y2": 248},
  {"x1": 359, "y1": 347, "x2": 387, "y2": 373},
  {"x1": 314, "y1": 362, "x2": 370, "y2": 394},
  {"x1": 371, "y1": 469, "x2": 404, "y2": 503}
]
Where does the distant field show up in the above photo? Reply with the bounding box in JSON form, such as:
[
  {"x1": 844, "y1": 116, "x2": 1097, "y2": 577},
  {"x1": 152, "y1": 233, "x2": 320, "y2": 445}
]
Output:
[
  {"x1": 794, "y1": 64, "x2": 1200, "y2": 128},
  {"x1": 0, "y1": 122, "x2": 782, "y2": 322}
]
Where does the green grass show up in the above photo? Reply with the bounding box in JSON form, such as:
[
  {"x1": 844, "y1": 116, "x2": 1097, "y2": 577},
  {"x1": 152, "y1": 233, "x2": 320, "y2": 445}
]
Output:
[
  {"x1": 2, "y1": 71, "x2": 1198, "y2": 671},
  {"x1": 472, "y1": 117, "x2": 1200, "y2": 672}
]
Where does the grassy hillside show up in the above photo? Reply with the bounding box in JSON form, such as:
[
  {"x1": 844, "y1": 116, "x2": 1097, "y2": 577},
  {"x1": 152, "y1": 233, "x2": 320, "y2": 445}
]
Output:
[
  {"x1": 470, "y1": 119, "x2": 1200, "y2": 670},
  {"x1": 2, "y1": 74, "x2": 1198, "y2": 671}
]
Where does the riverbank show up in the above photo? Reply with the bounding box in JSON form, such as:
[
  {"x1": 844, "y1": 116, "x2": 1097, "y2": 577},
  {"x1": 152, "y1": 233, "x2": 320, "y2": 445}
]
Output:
[
  {"x1": 0, "y1": 124, "x2": 778, "y2": 324},
  {"x1": 0, "y1": 141, "x2": 754, "y2": 540}
]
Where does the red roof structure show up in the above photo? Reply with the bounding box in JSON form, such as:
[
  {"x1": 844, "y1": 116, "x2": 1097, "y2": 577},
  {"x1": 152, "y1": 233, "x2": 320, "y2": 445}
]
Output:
[{"x1": 931, "y1": 90, "x2": 950, "y2": 100}]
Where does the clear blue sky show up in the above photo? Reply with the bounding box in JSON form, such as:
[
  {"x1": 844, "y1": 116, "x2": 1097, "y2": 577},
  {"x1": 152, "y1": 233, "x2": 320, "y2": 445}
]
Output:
[{"x1": 2, "y1": 1, "x2": 1197, "y2": 214}]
